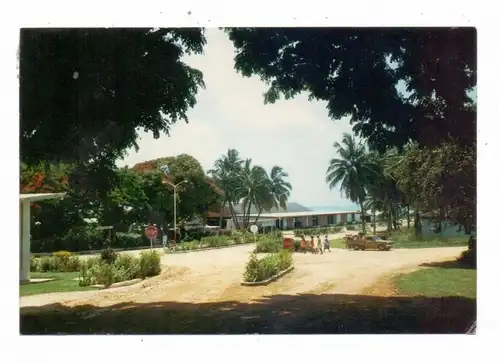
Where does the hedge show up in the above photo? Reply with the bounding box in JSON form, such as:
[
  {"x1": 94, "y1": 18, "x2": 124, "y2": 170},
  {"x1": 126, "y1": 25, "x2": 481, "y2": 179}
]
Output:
[{"x1": 243, "y1": 250, "x2": 293, "y2": 283}]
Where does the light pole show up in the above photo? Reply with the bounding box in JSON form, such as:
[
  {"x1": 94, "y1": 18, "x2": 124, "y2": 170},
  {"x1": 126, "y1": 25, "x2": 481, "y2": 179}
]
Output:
[
  {"x1": 276, "y1": 192, "x2": 287, "y2": 230},
  {"x1": 163, "y1": 179, "x2": 188, "y2": 244}
]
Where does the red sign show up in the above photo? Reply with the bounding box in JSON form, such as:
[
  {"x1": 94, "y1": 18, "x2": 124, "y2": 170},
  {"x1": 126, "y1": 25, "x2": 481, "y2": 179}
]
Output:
[{"x1": 145, "y1": 225, "x2": 158, "y2": 239}]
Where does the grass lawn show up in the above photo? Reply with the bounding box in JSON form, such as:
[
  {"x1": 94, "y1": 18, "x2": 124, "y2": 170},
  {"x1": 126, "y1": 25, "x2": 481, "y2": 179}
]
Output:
[
  {"x1": 390, "y1": 230, "x2": 468, "y2": 249},
  {"x1": 20, "y1": 272, "x2": 97, "y2": 297},
  {"x1": 395, "y1": 262, "x2": 476, "y2": 299}
]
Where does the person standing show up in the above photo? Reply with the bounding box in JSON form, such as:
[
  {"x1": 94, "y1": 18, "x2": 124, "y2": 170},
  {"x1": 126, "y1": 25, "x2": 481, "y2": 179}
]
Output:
[
  {"x1": 324, "y1": 235, "x2": 331, "y2": 252},
  {"x1": 317, "y1": 235, "x2": 323, "y2": 254},
  {"x1": 310, "y1": 235, "x2": 316, "y2": 254},
  {"x1": 300, "y1": 235, "x2": 307, "y2": 254}
]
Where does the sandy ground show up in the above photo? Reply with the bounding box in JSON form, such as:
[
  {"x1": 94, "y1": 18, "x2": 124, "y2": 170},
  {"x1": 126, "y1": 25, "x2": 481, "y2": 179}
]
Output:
[{"x1": 20, "y1": 236, "x2": 466, "y2": 310}]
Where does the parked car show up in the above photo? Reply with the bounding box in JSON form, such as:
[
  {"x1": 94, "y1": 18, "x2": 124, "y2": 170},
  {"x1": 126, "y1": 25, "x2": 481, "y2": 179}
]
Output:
[{"x1": 346, "y1": 235, "x2": 393, "y2": 251}]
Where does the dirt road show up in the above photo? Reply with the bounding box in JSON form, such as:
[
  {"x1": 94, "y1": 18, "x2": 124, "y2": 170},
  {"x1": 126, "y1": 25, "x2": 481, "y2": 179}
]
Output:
[{"x1": 21, "y1": 244, "x2": 466, "y2": 309}]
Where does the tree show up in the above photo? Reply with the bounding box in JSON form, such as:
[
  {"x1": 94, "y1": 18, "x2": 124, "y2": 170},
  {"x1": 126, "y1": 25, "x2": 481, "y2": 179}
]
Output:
[
  {"x1": 325, "y1": 133, "x2": 376, "y2": 233},
  {"x1": 269, "y1": 166, "x2": 293, "y2": 211},
  {"x1": 208, "y1": 149, "x2": 245, "y2": 228},
  {"x1": 226, "y1": 27, "x2": 476, "y2": 151},
  {"x1": 132, "y1": 154, "x2": 223, "y2": 227},
  {"x1": 20, "y1": 28, "x2": 206, "y2": 166},
  {"x1": 235, "y1": 159, "x2": 274, "y2": 228}
]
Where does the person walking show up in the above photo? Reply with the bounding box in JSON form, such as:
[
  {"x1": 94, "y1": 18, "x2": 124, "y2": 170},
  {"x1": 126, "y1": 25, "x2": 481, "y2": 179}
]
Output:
[
  {"x1": 310, "y1": 235, "x2": 316, "y2": 254},
  {"x1": 317, "y1": 235, "x2": 323, "y2": 254},
  {"x1": 300, "y1": 235, "x2": 307, "y2": 254},
  {"x1": 324, "y1": 235, "x2": 331, "y2": 252}
]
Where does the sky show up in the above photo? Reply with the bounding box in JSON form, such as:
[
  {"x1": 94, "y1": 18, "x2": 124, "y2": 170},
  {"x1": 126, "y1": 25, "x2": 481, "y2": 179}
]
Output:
[{"x1": 116, "y1": 28, "x2": 359, "y2": 209}]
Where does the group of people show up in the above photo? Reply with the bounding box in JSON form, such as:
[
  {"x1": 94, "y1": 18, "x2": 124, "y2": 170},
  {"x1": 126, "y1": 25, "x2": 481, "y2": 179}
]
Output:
[{"x1": 299, "y1": 234, "x2": 331, "y2": 254}]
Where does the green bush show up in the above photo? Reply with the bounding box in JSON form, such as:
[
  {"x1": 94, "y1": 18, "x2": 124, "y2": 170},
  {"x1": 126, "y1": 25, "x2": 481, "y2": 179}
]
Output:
[
  {"x1": 30, "y1": 255, "x2": 38, "y2": 272},
  {"x1": 100, "y1": 248, "x2": 118, "y2": 264},
  {"x1": 88, "y1": 261, "x2": 115, "y2": 287},
  {"x1": 201, "y1": 235, "x2": 231, "y2": 248},
  {"x1": 254, "y1": 238, "x2": 282, "y2": 253},
  {"x1": 38, "y1": 256, "x2": 56, "y2": 272},
  {"x1": 138, "y1": 250, "x2": 161, "y2": 278},
  {"x1": 243, "y1": 251, "x2": 293, "y2": 283},
  {"x1": 114, "y1": 254, "x2": 140, "y2": 280},
  {"x1": 457, "y1": 249, "x2": 476, "y2": 268},
  {"x1": 114, "y1": 233, "x2": 145, "y2": 249}
]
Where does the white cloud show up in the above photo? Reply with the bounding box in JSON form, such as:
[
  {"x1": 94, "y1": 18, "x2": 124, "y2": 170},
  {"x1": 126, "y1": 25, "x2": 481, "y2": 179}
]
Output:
[{"x1": 117, "y1": 28, "x2": 357, "y2": 209}]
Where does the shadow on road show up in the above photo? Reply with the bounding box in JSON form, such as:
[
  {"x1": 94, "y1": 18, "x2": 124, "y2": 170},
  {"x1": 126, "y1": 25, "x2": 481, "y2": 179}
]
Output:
[{"x1": 21, "y1": 292, "x2": 476, "y2": 334}]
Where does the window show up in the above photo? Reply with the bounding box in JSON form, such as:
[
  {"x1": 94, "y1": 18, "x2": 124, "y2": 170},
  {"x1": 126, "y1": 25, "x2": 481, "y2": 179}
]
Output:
[
  {"x1": 351, "y1": 213, "x2": 356, "y2": 221},
  {"x1": 312, "y1": 215, "x2": 319, "y2": 226},
  {"x1": 327, "y1": 215, "x2": 334, "y2": 225}
]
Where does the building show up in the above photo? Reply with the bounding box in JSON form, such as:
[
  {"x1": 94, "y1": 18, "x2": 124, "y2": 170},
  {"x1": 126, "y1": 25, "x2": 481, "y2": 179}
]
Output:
[
  {"x1": 225, "y1": 209, "x2": 361, "y2": 230},
  {"x1": 419, "y1": 213, "x2": 469, "y2": 238}
]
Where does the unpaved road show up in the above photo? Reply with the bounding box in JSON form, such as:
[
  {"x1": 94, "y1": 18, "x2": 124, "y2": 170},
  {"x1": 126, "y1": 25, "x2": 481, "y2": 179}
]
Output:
[{"x1": 21, "y1": 243, "x2": 466, "y2": 309}]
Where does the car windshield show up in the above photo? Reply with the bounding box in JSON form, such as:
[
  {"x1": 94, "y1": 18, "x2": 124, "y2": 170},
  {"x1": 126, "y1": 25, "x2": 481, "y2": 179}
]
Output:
[{"x1": 372, "y1": 236, "x2": 381, "y2": 241}]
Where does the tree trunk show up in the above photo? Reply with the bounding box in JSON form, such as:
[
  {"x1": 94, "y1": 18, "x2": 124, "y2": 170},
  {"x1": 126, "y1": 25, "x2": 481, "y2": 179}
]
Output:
[
  {"x1": 218, "y1": 199, "x2": 227, "y2": 228},
  {"x1": 244, "y1": 200, "x2": 252, "y2": 229},
  {"x1": 228, "y1": 201, "x2": 240, "y2": 229},
  {"x1": 253, "y1": 207, "x2": 263, "y2": 225},
  {"x1": 414, "y1": 207, "x2": 422, "y2": 237},
  {"x1": 360, "y1": 201, "x2": 366, "y2": 233},
  {"x1": 373, "y1": 206, "x2": 376, "y2": 234},
  {"x1": 387, "y1": 205, "x2": 393, "y2": 232},
  {"x1": 407, "y1": 204, "x2": 411, "y2": 229}
]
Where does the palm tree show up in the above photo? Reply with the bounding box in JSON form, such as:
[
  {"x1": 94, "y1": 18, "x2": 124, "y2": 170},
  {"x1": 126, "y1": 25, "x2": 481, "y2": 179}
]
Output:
[
  {"x1": 208, "y1": 149, "x2": 243, "y2": 229},
  {"x1": 235, "y1": 159, "x2": 273, "y2": 229},
  {"x1": 325, "y1": 133, "x2": 376, "y2": 233},
  {"x1": 269, "y1": 166, "x2": 292, "y2": 211}
]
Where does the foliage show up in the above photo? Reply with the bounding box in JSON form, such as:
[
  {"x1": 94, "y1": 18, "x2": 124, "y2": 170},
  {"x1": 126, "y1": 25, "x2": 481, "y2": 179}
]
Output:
[
  {"x1": 31, "y1": 253, "x2": 81, "y2": 273},
  {"x1": 226, "y1": 27, "x2": 476, "y2": 150},
  {"x1": 325, "y1": 133, "x2": 377, "y2": 233},
  {"x1": 243, "y1": 250, "x2": 293, "y2": 283},
  {"x1": 78, "y1": 250, "x2": 161, "y2": 287},
  {"x1": 21, "y1": 28, "x2": 206, "y2": 165},
  {"x1": 138, "y1": 250, "x2": 162, "y2": 278},
  {"x1": 254, "y1": 238, "x2": 282, "y2": 253},
  {"x1": 391, "y1": 141, "x2": 476, "y2": 234},
  {"x1": 100, "y1": 248, "x2": 118, "y2": 264},
  {"x1": 208, "y1": 149, "x2": 292, "y2": 229}
]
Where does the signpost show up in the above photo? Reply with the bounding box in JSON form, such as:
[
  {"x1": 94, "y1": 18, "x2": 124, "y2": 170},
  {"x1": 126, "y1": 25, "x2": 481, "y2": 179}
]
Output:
[
  {"x1": 250, "y1": 224, "x2": 258, "y2": 243},
  {"x1": 145, "y1": 225, "x2": 158, "y2": 250}
]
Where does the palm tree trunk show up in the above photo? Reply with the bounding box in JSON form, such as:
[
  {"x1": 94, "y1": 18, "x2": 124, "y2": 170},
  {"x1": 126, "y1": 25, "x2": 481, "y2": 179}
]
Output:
[
  {"x1": 228, "y1": 201, "x2": 240, "y2": 229},
  {"x1": 253, "y1": 207, "x2": 263, "y2": 225},
  {"x1": 387, "y1": 205, "x2": 393, "y2": 232},
  {"x1": 244, "y1": 200, "x2": 252, "y2": 229},
  {"x1": 407, "y1": 204, "x2": 410, "y2": 229},
  {"x1": 373, "y1": 206, "x2": 376, "y2": 234},
  {"x1": 219, "y1": 199, "x2": 227, "y2": 228},
  {"x1": 360, "y1": 201, "x2": 366, "y2": 233}
]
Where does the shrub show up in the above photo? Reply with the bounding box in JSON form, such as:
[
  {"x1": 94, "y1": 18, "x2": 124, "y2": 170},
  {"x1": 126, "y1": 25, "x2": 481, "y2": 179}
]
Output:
[
  {"x1": 38, "y1": 256, "x2": 57, "y2": 272},
  {"x1": 138, "y1": 250, "x2": 161, "y2": 278},
  {"x1": 345, "y1": 225, "x2": 356, "y2": 231},
  {"x1": 201, "y1": 235, "x2": 231, "y2": 248},
  {"x1": 114, "y1": 233, "x2": 145, "y2": 249},
  {"x1": 277, "y1": 250, "x2": 293, "y2": 270},
  {"x1": 30, "y1": 255, "x2": 38, "y2": 272},
  {"x1": 254, "y1": 238, "x2": 282, "y2": 253},
  {"x1": 89, "y1": 262, "x2": 115, "y2": 287},
  {"x1": 78, "y1": 260, "x2": 93, "y2": 287},
  {"x1": 243, "y1": 251, "x2": 293, "y2": 283},
  {"x1": 100, "y1": 248, "x2": 118, "y2": 264},
  {"x1": 457, "y1": 249, "x2": 476, "y2": 268},
  {"x1": 114, "y1": 254, "x2": 140, "y2": 280}
]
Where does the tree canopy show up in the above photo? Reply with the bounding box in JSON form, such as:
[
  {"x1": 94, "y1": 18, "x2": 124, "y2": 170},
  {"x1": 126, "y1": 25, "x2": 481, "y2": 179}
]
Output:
[
  {"x1": 20, "y1": 28, "x2": 206, "y2": 165},
  {"x1": 225, "y1": 27, "x2": 476, "y2": 150}
]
